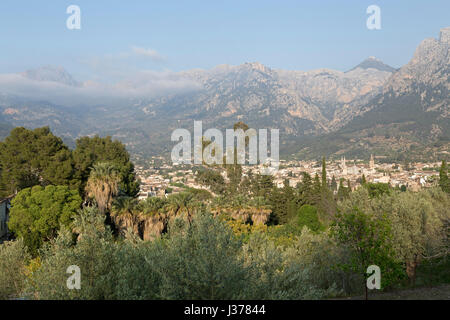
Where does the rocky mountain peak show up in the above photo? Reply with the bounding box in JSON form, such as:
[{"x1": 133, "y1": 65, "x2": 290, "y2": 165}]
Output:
[
  {"x1": 439, "y1": 27, "x2": 450, "y2": 45},
  {"x1": 242, "y1": 62, "x2": 271, "y2": 73},
  {"x1": 385, "y1": 27, "x2": 449, "y2": 94},
  {"x1": 347, "y1": 56, "x2": 396, "y2": 73}
]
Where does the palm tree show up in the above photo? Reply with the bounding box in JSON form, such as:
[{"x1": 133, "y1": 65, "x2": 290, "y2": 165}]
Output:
[
  {"x1": 164, "y1": 194, "x2": 181, "y2": 216},
  {"x1": 137, "y1": 196, "x2": 169, "y2": 241},
  {"x1": 138, "y1": 197, "x2": 167, "y2": 216},
  {"x1": 111, "y1": 196, "x2": 139, "y2": 235},
  {"x1": 85, "y1": 162, "x2": 120, "y2": 214},
  {"x1": 248, "y1": 196, "x2": 272, "y2": 225}
]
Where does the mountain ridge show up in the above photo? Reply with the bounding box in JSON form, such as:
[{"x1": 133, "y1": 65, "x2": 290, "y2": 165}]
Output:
[{"x1": 1, "y1": 28, "x2": 448, "y2": 162}]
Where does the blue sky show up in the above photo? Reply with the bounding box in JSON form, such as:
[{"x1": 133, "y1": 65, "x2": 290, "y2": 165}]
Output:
[{"x1": 0, "y1": 0, "x2": 448, "y2": 80}]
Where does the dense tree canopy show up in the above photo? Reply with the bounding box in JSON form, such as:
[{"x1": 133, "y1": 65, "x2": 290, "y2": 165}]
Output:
[
  {"x1": 8, "y1": 185, "x2": 82, "y2": 254},
  {"x1": 295, "y1": 205, "x2": 322, "y2": 232},
  {"x1": 73, "y1": 135, "x2": 140, "y2": 197},
  {"x1": 331, "y1": 207, "x2": 403, "y2": 297},
  {"x1": 339, "y1": 187, "x2": 450, "y2": 284},
  {"x1": 0, "y1": 128, "x2": 139, "y2": 199},
  {"x1": 0, "y1": 127, "x2": 78, "y2": 197}
]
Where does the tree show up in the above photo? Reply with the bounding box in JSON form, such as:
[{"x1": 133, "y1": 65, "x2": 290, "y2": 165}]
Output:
[
  {"x1": 85, "y1": 162, "x2": 120, "y2": 215},
  {"x1": 439, "y1": 160, "x2": 449, "y2": 193},
  {"x1": 380, "y1": 189, "x2": 449, "y2": 285},
  {"x1": 29, "y1": 207, "x2": 118, "y2": 300},
  {"x1": 332, "y1": 207, "x2": 402, "y2": 299},
  {"x1": 361, "y1": 174, "x2": 367, "y2": 185},
  {"x1": 296, "y1": 172, "x2": 317, "y2": 205},
  {"x1": 364, "y1": 183, "x2": 390, "y2": 198},
  {"x1": 321, "y1": 157, "x2": 327, "y2": 189},
  {"x1": 111, "y1": 196, "x2": 139, "y2": 236},
  {"x1": 73, "y1": 136, "x2": 139, "y2": 197},
  {"x1": 330, "y1": 176, "x2": 337, "y2": 191},
  {"x1": 269, "y1": 183, "x2": 295, "y2": 224},
  {"x1": 339, "y1": 187, "x2": 449, "y2": 286},
  {"x1": 313, "y1": 173, "x2": 321, "y2": 194},
  {"x1": 195, "y1": 168, "x2": 226, "y2": 194},
  {"x1": 251, "y1": 174, "x2": 274, "y2": 199},
  {"x1": 0, "y1": 127, "x2": 78, "y2": 197},
  {"x1": 151, "y1": 213, "x2": 249, "y2": 299},
  {"x1": 337, "y1": 178, "x2": 349, "y2": 201},
  {"x1": 8, "y1": 185, "x2": 82, "y2": 254},
  {"x1": 295, "y1": 205, "x2": 322, "y2": 232},
  {"x1": 0, "y1": 239, "x2": 30, "y2": 299}
]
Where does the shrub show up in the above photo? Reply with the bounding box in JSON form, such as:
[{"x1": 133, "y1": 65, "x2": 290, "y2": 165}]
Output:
[{"x1": 0, "y1": 239, "x2": 30, "y2": 299}]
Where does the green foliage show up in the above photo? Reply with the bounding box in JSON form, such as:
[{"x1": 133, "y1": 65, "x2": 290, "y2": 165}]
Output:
[
  {"x1": 242, "y1": 231, "x2": 337, "y2": 299},
  {"x1": 73, "y1": 135, "x2": 139, "y2": 197},
  {"x1": 295, "y1": 205, "x2": 322, "y2": 232},
  {"x1": 439, "y1": 160, "x2": 450, "y2": 193},
  {"x1": 268, "y1": 183, "x2": 295, "y2": 224},
  {"x1": 150, "y1": 213, "x2": 248, "y2": 299},
  {"x1": 28, "y1": 207, "x2": 118, "y2": 299},
  {"x1": 331, "y1": 175, "x2": 337, "y2": 191},
  {"x1": 24, "y1": 212, "x2": 340, "y2": 300},
  {"x1": 295, "y1": 172, "x2": 319, "y2": 205},
  {"x1": 0, "y1": 127, "x2": 78, "y2": 197},
  {"x1": 0, "y1": 128, "x2": 140, "y2": 200},
  {"x1": 0, "y1": 239, "x2": 30, "y2": 299},
  {"x1": 339, "y1": 187, "x2": 449, "y2": 285},
  {"x1": 85, "y1": 162, "x2": 120, "y2": 214},
  {"x1": 336, "y1": 178, "x2": 349, "y2": 201},
  {"x1": 195, "y1": 168, "x2": 226, "y2": 194},
  {"x1": 364, "y1": 183, "x2": 391, "y2": 198},
  {"x1": 8, "y1": 185, "x2": 82, "y2": 254},
  {"x1": 186, "y1": 188, "x2": 213, "y2": 202},
  {"x1": 321, "y1": 157, "x2": 327, "y2": 188},
  {"x1": 331, "y1": 207, "x2": 404, "y2": 290}
]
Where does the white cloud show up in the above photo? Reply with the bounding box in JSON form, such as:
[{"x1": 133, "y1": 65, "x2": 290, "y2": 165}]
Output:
[
  {"x1": 0, "y1": 70, "x2": 202, "y2": 107},
  {"x1": 131, "y1": 46, "x2": 166, "y2": 62}
]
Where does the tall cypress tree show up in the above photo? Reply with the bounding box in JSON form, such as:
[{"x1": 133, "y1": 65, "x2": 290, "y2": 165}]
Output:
[
  {"x1": 361, "y1": 174, "x2": 367, "y2": 185},
  {"x1": 331, "y1": 175, "x2": 337, "y2": 191},
  {"x1": 337, "y1": 178, "x2": 349, "y2": 200},
  {"x1": 321, "y1": 157, "x2": 327, "y2": 189}
]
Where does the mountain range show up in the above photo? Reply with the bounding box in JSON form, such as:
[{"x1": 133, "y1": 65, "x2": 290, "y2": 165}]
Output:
[{"x1": 0, "y1": 27, "x2": 449, "y2": 162}]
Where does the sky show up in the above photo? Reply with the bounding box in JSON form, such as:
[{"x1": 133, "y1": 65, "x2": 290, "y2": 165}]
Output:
[{"x1": 0, "y1": 0, "x2": 448, "y2": 82}]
